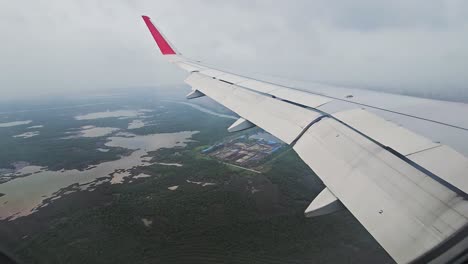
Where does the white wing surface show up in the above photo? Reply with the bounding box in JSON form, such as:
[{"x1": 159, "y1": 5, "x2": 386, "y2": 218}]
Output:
[{"x1": 142, "y1": 16, "x2": 468, "y2": 264}]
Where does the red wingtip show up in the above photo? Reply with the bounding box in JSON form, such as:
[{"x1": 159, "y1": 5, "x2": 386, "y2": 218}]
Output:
[{"x1": 142, "y1": 15, "x2": 177, "y2": 55}]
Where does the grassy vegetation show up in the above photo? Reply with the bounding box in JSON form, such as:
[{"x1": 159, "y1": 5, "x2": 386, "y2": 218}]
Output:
[
  {"x1": 0, "y1": 100, "x2": 134, "y2": 170},
  {"x1": 0, "y1": 95, "x2": 231, "y2": 170}
]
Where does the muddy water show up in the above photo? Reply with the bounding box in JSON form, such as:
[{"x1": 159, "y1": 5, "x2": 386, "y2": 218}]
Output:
[
  {"x1": 127, "y1": 120, "x2": 146, "y2": 129},
  {"x1": 79, "y1": 127, "x2": 119, "y2": 138},
  {"x1": 13, "y1": 131, "x2": 40, "y2": 138},
  {"x1": 0, "y1": 120, "x2": 32, "y2": 128},
  {"x1": 75, "y1": 109, "x2": 151, "y2": 120},
  {"x1": 0, "y1": 131, "x2": 198, "y2": 220}
]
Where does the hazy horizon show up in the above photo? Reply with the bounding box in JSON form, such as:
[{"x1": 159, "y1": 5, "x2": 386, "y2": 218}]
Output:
[{"x1": 1, "y1": 0, "x2": 467, "y2": 102}]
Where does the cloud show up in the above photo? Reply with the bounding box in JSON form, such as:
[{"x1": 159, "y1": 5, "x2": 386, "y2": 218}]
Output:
[{"x1": 0, "y1": 0, "x2": 467, "y2": 101}]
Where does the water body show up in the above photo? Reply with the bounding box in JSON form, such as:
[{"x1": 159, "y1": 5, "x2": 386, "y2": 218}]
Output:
[
  {"x1": 114, "y1": 132, "x2": 135, "y2": 137},
  {"x1": 97, "y1": 148, "x2": 110, "y2": 153},
  {"x1": 16, "y1": 166, "x2": 45, "y2": 175},
  {"x1": 177, "y1": 102, "x2": 237, "y2": 120},
  {"x1": 186, "y1": 180, "x2": 216, "y2": 187},
  {"x1": 13, "y1": 131, "x2": 40, "y2": 139},
  {"x1": 0, "y1": 131, "x2": 198, "y2": 220},
  {"x1": 0, "y1": 166, "x2": 45, "y2": 183},
  {"x1": 141, "y1": 218, "x2": 153, "y2": 227},
  {"x1": 128, "y1": 120, "x2": 146, "y2": 129},
  {"x1": 110, "y1": 171, "x2": 131, "y2": 184},
  {"x1": 168, "y1": 186, "x2": 179, "y2": 191},
  {"x1": 154, "y1": 162, "x2": 183, "y2": 167},
  {"x1": 75, "y1": 109, "x2": 150, "y2": 120},
  {"x1": 105, "y1": 131, "x2": 195, "y2": 151},
  {"x1": 62, "y1": 126, "x2": 119, "y2": 139},
  {"x1": 27, "y1": 125, "x2": 44, "y2": 129},
  {"x1": 79, "y1": 127, "x2": 119, "y2": 138},
  {"x1": 133, "y1": 173, "x2": 151, "y2": 179},
  {"x1": 0, "y1": 120, "x2": 32, "y2": 128}
]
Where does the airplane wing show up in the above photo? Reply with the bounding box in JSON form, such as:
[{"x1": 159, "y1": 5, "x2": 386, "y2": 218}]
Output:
[{"x1": 141, "y1": 16, "x2": 468, "y2": 264}]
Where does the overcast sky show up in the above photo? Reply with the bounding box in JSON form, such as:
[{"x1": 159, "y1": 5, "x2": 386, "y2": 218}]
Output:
[{"x1": 1, "y1": 0, "x2": 467, "y2": 101}]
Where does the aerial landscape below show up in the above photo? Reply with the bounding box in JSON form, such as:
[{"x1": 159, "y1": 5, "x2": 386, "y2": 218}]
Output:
[{"x1": 0, "y1": 87, "x2": 392, "y2": 263}]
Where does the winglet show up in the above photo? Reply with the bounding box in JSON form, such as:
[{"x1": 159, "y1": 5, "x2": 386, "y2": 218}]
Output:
[{"x1": 142, "y1": 15, "x2": 177, "y2": 55}]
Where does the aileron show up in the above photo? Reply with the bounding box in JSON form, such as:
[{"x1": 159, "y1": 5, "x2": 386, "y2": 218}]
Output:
[{"x1": 333, "y1": 108, "x2": 440, "y2": 156}]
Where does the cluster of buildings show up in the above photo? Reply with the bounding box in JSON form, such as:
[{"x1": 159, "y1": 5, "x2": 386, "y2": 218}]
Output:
[{"x1": 202, "y1": 135, "x2": 283, "y2": 167}]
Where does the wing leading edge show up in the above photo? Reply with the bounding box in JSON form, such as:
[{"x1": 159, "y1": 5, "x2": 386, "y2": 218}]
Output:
[{"x1": 141, "y1": 16, "x2": 468, "y2": 264}]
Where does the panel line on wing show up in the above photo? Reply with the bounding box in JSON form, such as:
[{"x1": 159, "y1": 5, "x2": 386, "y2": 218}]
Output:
[
  {"x1": 188, "y1": 60, "x2": 468, "y2": 132},
  {"x1": 330, "y1": 115, "x2": 468, "y2": 199},
  {"x1": 293, "y1": 118, "x2": 468, "y2": 263},
  {"x1": 405, "y1": 145, "x2": 444, "y2": 157},
  {"x1": 290, "y1": 115, "x2": 328, "y2": 147},
  {"x1": 190, "y1": 69, "x2": 468, "y2": 198}
]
